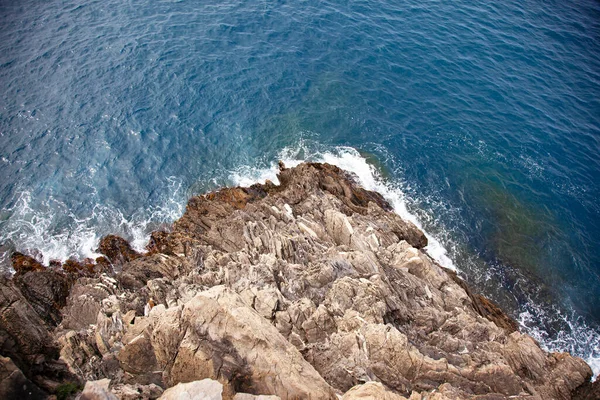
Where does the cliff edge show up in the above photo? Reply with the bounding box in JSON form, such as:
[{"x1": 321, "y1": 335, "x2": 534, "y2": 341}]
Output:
[{"x1": 1, "y1": 162, "x2": 597, "y2": 399}]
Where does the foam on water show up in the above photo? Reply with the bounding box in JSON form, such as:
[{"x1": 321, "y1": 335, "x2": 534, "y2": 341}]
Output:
[
  {"x1": 519, "y1": 304, "x2": 600, "y2": 379},
  {"x1": 0, "y1": 177, "x2": 185, "y2": 270},
  {"x1": 0, "y1": 191, "x2": 102, "y2": 266}
]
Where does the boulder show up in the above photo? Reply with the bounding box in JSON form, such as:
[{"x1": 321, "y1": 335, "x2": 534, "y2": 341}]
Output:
[
  {"x1": 80, "y1": 379, "x2": 118, "y2": 400},
  {"x1": 97, "y1": 235, "x2": 141, "y2": 266},
  {"x1": 169, "y1": 286, "x2": 336, "y2": 399},
  {"x1": 158, "y1": 379, "x2": 222, "y2": 400},
  {"x1": 342, "y1": 382, "x2": 408, "y2": 400}
]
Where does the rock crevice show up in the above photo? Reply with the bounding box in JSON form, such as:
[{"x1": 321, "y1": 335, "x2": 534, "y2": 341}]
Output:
[{"x1": 0, "y1": 162, "x2": 596, "y2": 400}]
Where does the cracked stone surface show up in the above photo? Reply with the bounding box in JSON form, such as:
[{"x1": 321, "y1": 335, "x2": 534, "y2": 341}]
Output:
[{"x1": 0, "y1": 162, "x2": 595, "y2": 399}]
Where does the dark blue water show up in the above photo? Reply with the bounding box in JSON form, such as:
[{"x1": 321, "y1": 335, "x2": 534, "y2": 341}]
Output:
[{"x1": 1, "y1": 0, "x2": 599, "y2": 373}]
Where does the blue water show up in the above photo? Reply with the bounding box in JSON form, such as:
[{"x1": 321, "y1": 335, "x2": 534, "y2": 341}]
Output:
[{"x1": 1, "y1": 0, "x2": 599, "y2": 373}]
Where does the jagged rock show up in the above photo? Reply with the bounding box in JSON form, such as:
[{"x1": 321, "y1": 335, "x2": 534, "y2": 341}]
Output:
[
  {"x1": 62, "y1": 258, "x2": 96, "y2": 275},
  {"x1": 97, "y1": 235, "x2": 141, "y2": 266},
  {"x1": 58, "y1": 328, "x2": 105, "y2": 381},
  {"x1": 325, "y1": 209, "x2": 354, "y2": 246},
  {"x1": 79, "y1": 378, "x2": 118, "y2": 400},
  {"x1": 158, "y1": 379, "x2": 223, "y2": 400},
  {"x1": 61, "y1": 279, "x2": 114, "y2": 330},
  {"x1": 95, "y1": 308, "x2": 125, "y2": 356},
  {"x1": 117, "y1": 333, "x2": 158, "y2": 375},
  {"x1": 0, "y1": 277, "x2": 75, "y2": 392},
  {"x1": 341, "y1": 382, "x2": 408, "y2": 400},
  {"x1": 119, "y1": 253, "x2": 185, "y2": 289},
  {"x1": 446, "y1": 269, "x2": 518, "y2": 334},
  {"x1": 572, "y1": 378, "x2": 600, "y2": 400},
  {"x1": 146, "y1": 231, "x2": 173, "y2": 255},
  {"x1": 169, "y1": 286, "x2": 336, "y2": 399},
  {"x1": 0, "y1": 162, "x2": 595, "y2": 399},
  {"x1": 14, "y1": 269, "x2": 71, "y2": 326}
]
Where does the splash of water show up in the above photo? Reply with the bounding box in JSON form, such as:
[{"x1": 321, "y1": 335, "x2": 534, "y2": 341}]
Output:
[{"x1": 0, "y1": 176, "x2": 185, "y2": 269}]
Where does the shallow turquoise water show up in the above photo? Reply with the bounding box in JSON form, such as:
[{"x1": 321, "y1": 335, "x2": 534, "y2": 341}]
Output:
[{"x1": 1, "y1": 0, "x2": 599, "y2": 372}]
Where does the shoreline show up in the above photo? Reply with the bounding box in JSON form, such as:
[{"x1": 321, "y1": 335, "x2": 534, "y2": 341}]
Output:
[{"x1": 1, "y1": 162, "x2": 598, "y2": 399}]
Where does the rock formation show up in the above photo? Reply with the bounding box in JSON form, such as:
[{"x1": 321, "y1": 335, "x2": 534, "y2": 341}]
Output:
[{"x1": 0, "y1": 162, "x2": 596, "y2": 399}]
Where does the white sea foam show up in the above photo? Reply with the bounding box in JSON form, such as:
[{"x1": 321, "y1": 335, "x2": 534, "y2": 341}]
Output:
[
  {"x1": 0, "y1": 191, "x2": 102, "y2": 266},
  {"x1": 0, "y1": 177, "x2": 185, "y2": 270},
  {"x1": 518, "y1": 302, "x2": 600, "y2": 379}
]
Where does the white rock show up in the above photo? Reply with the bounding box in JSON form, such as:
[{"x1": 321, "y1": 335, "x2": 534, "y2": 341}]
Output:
[
  {"x1": 233, "y1": 394, "x2": 281, "y2": 400},
  {"x1": 80, "y1": 379, "x2": 118, "y2": 400},
  {"x1": 158, "y1": 379, "x2": 223, "y2": 400}
]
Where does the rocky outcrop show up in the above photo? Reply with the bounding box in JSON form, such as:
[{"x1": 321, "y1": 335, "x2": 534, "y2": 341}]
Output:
[
  {"x1": 0, "y1": 276, "x2": 77, "y2": 394},
  {"x1": 159, "y1": 379, "x2": 223, "y2": 400},
  {"x1": 0, "y1": 162, "x2": 596, "y2": 399}
]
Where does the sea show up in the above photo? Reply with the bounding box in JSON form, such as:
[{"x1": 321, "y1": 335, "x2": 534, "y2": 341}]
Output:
[{"x1": 1, "y1": 0, "x2": 599, "y2": 376}]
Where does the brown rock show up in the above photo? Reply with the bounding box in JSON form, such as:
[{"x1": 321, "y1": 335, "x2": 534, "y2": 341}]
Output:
[
  {"x1": 169, "y1": 286, "x2": 337, "y2": 399},
  {"x1": 572, "y1": 377, "x2": 600, "y2": 400},
  {"x1": 447, "y1": 269, "x2": 519, "y2": 334},
  {"x1": 1, "y1": 162, "x2": 595, "y2": 400},
  {"x1": 10, "y1": 252, "x2": 44, "y2": 275},
  {"x1": 61, "y1": 258, "x2": 96, "y2": 275},
  {"x1": 119, "y1": 253, "x2": 185, "y2": 288},
  {"x1": 0, "y1": 277, "x2": 76, "y2": 393},
  {"x1": 0, "y1": 356, "x2": 47, "y2": 400},
  {"x1": 97, "y1": 235, "x2": 141, "y2": 266},
  {"x1": 146, "y1": 231, "x2": 172, "y2": 255},
  {"x1": 14, "y1": 269, "x2": 71, "y2": 326},
  {"x1": 205, "y1": 186, "x2": 268, "y2": 210}
]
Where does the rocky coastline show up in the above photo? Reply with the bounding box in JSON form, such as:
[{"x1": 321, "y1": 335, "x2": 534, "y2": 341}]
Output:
[{"x1": 1, "y1": 162, "x2": 598, "y2": 399}]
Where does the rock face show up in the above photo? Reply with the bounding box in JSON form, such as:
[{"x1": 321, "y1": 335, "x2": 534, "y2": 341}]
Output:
[
  {"x1": 0, "y1": 162, "x2": 595, "y2": 399},
  {"x1": 159, "y1": 379, "x2": 223, "y2": 400},
  {"x1": 0, "y1": 356, "x2": 47, "y2": 399}
]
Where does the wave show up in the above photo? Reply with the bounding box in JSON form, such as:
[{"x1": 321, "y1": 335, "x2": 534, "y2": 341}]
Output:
[{"x1": 0, "y1": 176, "x2": 185, "y2": 269}]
